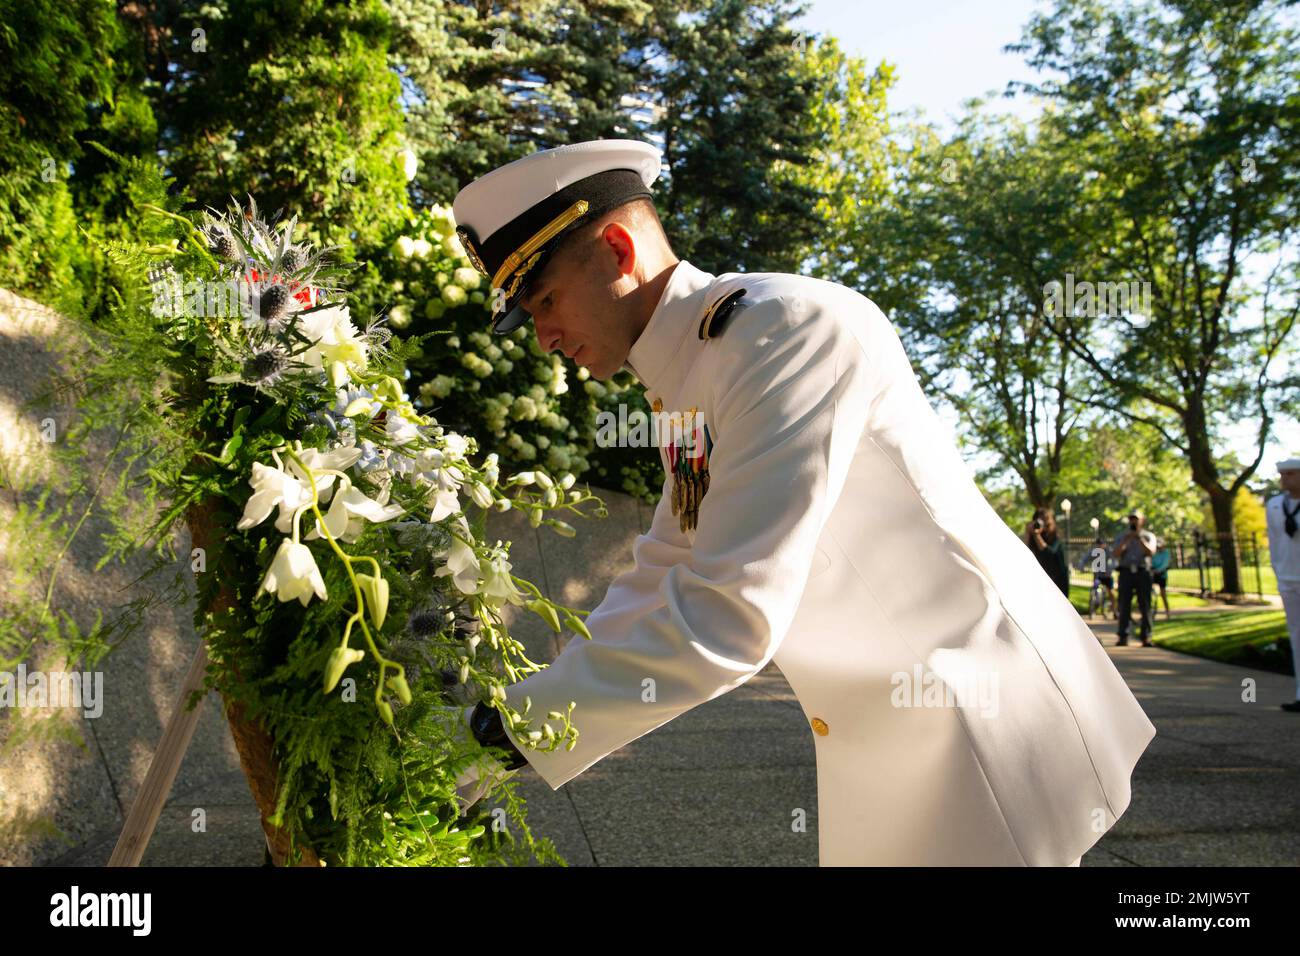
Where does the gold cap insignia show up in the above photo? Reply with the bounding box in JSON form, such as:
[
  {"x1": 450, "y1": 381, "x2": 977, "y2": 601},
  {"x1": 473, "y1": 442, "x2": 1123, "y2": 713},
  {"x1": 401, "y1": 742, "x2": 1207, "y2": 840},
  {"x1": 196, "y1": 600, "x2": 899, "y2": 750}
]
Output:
[{"x1": 456, "y1": 225, "x2": 489, "y2": 278}]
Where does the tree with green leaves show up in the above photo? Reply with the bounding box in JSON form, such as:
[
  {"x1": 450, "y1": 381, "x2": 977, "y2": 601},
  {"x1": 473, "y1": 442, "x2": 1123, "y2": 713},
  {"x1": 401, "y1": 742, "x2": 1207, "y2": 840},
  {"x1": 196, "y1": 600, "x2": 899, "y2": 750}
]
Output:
[
  {"x1": 0, "y1": 0, "x2": 158, "y2": 315},
  {"x1": 386, "y1": 0, "x2": 833, "y2": 497},
  {"x1": 142, "y1": 0, "x2": 411, "y2": 259},
  {"x1": 884, "y1": 111, "x2": 1110, "y2": 511},
  {"x1": 1008, "y1": 0, "x2": 1300, "y2": 593},
  {"x1": 656, "y1": 0, "x2": 824, "y2": 274},
  {"x1": 387, "y1": 0, "x2": 825, "y2": 277},
  {"x1": 389, "y1": 0, "x2": 674, "y2": 205},
  {"x1": 1056, "y1": 418, "x2": 1210, "y2": 539},
  {"x1": 778, "y1": 36, "x2": 903, "y2": 290}
]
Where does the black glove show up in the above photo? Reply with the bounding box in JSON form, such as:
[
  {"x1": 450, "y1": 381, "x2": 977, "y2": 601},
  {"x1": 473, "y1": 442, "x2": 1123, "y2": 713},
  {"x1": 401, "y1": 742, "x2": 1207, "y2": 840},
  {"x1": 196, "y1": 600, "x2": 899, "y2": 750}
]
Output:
[{"x1": 469, "y1": 701, "x2": 528, "y2": 771}]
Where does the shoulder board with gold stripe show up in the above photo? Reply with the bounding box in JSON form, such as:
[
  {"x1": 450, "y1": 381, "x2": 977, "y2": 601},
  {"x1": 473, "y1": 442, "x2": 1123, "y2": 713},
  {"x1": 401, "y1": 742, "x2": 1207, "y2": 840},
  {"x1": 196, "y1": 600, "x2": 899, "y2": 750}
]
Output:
[{"x1": 698, "y1": 288, "x2": 749, "y2": 340}]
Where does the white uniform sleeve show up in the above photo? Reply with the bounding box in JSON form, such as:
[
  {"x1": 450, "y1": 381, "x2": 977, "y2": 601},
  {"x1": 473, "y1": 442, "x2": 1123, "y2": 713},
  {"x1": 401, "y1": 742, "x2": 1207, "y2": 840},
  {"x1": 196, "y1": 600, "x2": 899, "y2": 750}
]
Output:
[
  {"x1": 497, "y1": 299, "x2": 873, "y2": 788},
  {"x1": 1267, "y1": 497, "x2": 1279, "y2": 572}
]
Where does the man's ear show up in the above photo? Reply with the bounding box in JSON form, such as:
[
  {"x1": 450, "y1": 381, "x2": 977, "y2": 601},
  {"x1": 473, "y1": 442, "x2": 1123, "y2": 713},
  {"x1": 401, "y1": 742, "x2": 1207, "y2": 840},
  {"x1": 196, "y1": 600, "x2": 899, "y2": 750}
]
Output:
[{"x1": 600, "y1": 221, "x2": 637, "y2": 278}]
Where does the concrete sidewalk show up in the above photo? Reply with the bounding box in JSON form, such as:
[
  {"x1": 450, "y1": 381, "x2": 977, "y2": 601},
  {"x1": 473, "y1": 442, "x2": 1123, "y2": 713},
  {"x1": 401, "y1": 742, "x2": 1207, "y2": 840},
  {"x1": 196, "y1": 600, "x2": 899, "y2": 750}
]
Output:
[{"x1": 1069, "y1": 615, "x2": 1300, "y2": 866}]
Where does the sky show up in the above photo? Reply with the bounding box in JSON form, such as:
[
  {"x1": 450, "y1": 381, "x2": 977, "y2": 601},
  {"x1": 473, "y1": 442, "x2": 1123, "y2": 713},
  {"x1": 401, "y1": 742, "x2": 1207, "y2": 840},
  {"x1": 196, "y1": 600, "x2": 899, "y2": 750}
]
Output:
[
  {"x1": 793, "y1": 0, "x2": 1047, "y2": 133},
  {"x1": 792, "y1": 0, "x2": 1300, "y2": 481}
]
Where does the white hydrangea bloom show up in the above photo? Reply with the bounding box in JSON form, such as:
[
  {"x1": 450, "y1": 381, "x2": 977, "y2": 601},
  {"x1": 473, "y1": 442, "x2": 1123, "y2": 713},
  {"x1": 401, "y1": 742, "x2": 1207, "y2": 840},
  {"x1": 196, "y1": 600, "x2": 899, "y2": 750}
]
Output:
[
  {"x1": 453, "y1": 267, "x2": 481, "y2": 290},
  {"x1": 442, "y1": 232, "x2": 467, "y2": 260},
  {"x1": 550, "y1": 361, "x2": 568, "y2": 396},
  {"x1": 397, "y1": 147, "x2": 419, "y2": 182}
]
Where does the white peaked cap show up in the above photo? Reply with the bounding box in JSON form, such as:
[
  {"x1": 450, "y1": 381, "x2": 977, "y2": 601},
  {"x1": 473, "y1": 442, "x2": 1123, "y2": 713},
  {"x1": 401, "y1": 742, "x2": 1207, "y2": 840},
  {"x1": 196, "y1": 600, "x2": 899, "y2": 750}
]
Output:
[
  {"x1": 454, "y1": 140, "x2": 661, "y2": 244},
  {"x1": 452, "y1": 140, "x2": 664, "y2": 333}
]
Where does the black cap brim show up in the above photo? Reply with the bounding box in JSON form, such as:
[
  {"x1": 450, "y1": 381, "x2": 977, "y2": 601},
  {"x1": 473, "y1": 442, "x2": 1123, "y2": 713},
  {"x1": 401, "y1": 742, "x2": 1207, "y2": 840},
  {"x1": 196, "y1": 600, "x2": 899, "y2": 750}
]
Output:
[
  {"x1": 491, "y1": 300, "x2": 532, "y2": 334},
  {"x1": 488, "y1": 236, "x2": 565, "y2": 335}
]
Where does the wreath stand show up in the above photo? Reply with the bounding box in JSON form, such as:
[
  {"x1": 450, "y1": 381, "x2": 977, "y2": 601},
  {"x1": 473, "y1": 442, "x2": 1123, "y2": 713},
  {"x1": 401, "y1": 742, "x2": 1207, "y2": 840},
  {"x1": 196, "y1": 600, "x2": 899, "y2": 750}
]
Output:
[{"x1": 107, "y1": 501, "x2": 320, "y2": 867}]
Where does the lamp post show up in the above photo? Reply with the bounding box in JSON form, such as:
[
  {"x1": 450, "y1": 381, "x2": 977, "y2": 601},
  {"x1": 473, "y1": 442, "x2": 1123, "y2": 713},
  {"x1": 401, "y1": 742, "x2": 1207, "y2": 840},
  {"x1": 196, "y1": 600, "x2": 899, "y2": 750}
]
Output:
[{"x1": 1060, "y1": 498, "x2": 1072, "y2": 558}]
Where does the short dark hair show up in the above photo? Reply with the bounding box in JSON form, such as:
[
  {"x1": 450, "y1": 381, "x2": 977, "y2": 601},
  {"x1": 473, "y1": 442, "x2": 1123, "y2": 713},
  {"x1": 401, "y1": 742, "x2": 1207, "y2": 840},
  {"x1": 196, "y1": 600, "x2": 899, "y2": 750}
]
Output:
[
  {"x1": 527, "y1": 196, "x2": 669, "y2": 298},
  {"x1": 555, "y1": 196, "x2": 668, "y2": 259}
]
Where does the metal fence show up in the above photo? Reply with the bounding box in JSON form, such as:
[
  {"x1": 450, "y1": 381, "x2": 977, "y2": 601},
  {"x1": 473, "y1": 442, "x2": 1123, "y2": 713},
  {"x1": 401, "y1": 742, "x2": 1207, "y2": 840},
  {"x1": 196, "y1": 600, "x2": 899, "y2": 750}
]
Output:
[{"x1": 1061, "y1": 532, "x2": 1269, "y2": 600}]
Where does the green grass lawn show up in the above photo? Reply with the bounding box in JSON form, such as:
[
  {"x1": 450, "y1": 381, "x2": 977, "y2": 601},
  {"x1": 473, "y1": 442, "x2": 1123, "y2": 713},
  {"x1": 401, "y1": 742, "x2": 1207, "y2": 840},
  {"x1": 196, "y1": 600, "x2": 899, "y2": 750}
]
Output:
[
  {"x1": 1165, "y1": 566, "x2": 1279, "y2": 596},
  {"x1": 1066, "y1": 582, "x2": 1291, "y2": 674},
  {"x1": 1067, "y1": 580, "x2": 1211, "y2": 614},
  {"x1": 1142, "y1": 610, "x2": 1293, "y2": 675}
]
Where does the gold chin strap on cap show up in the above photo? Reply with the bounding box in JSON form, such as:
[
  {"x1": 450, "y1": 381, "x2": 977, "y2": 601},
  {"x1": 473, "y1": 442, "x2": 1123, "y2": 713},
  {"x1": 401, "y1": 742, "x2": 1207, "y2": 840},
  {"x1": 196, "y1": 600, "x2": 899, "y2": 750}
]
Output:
[{"x1": 490, "y1": 199, "x2": 591, "y2": 308}]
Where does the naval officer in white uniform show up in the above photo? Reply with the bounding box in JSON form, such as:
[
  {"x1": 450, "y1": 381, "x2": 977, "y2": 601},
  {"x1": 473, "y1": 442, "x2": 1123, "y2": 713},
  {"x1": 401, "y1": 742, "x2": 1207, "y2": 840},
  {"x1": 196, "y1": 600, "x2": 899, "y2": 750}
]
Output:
[
  {"x1": 448, "y1": 139, "x2": 1156, "y2": 865},
  {"x1": 1267, "y1": 458, "x2": 1300, "y2": 712}
]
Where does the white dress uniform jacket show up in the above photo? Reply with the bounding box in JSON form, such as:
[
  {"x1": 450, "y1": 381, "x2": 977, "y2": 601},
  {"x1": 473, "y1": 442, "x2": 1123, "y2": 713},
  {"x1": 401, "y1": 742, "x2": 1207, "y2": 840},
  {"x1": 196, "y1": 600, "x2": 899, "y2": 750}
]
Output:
[
  {"x1": 498, "y1": 260, "x2": 1157, "y2": 865},
  {"x1": 1266, "y1": 492, "x2": 1300, "y2": 588}
]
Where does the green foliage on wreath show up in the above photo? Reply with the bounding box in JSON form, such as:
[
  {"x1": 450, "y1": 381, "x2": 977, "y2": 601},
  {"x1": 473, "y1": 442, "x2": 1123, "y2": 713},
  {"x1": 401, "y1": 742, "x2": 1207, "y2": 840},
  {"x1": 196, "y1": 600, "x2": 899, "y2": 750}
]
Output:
[{"x1": 7, "y1": 147, "x2": 601, "y2": 865}]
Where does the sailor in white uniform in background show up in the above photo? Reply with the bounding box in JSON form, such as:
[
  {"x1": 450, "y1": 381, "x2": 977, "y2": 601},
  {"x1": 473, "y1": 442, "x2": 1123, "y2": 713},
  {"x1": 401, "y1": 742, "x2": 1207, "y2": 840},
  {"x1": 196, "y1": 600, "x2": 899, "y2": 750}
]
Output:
[
  {"x1": 448, "y1": 139, "x2": 1156, "y2": 865},
  {"x1": 1267, "y1": 458, "x2": 1300, "y2": 712}
]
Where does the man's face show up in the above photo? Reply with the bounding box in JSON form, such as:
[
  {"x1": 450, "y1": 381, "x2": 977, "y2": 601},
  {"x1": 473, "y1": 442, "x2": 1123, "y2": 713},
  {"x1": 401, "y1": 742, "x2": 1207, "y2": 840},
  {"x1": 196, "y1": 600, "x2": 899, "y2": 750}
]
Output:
[
  {"x1": 1281, "y1": 469, "x2": 1300, "y2": 496},
  {"x1": 519, "y1": 224, "x2": 636, "y2": 380}
]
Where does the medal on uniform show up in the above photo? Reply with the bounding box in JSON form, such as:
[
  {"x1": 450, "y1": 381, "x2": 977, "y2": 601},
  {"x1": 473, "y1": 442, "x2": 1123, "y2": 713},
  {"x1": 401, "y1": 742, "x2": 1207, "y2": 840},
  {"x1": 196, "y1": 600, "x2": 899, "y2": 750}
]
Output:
[
  {"x1": 670, "y1": 440, "x2": 684, "y2": 519},
  {"x1": 668, "y1": 408, "x2": 712, "y2": 532}
]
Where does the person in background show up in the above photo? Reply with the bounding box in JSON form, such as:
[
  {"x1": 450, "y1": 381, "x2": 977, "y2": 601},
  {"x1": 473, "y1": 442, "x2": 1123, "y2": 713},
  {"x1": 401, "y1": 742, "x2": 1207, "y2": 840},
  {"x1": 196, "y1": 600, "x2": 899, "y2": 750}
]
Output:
[
  {"x1": 1025, "y1": 506, "x2": 1071, "y2": 598},
  {"x1": 1112, "y1": 509, "x2": 1157, "y2": 646},
  {"x1": 1151, "y1": 537, "x2": 1172, "y2": 620},
  {"x1": 1266, "y1": 458, "x2": 1300, "y2": 713},
  {"x1": 1085, "y1": 535, "x2": 1117, "y2": 619}
]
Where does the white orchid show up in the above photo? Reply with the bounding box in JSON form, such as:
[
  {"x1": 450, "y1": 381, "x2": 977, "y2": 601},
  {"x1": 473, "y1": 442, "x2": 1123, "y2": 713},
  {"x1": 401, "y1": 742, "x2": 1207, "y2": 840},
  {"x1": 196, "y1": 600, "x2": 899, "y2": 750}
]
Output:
[
  {"x1": 418, "y1": 446, "x2": 447, "y2": 470},
  {"x1": 290, "y1": 444, "x2": 364, "y2": 483},
  {"x1": 261, "y1": 538, "x2": 328, "y2": 606},
  {"x1": 441, "y1": 433, "x2": 469, "y2": 459},
  {"x1": 468, "y1": 480, "x2": 494, "y2": 510},
  {"x1": 436, "y1": 515, "x2": 480, "y2": 594},
  {"x1": 238, "y1": 446, "x2": 364, "y2": 534},
  {"x1": 238, "y1": 459, "x2": 311, "y2": 531},
  {"x1": 306, "y1": 476, "x2": 405, "y2": 543},
  {"x1": 298, "y1": 305, "x2": 369, "y2": 380},
  {"x1": 333, "y1": 385, "x2": 380, "y2": 422},
  {"x1": 480, "y1": 551, "x2": 525, "y2": 608},
  {"x1": 277, "y1": 445, "x2": 363, "y2": 530},
  {"x1": 427, "y1": 468, "x2": 463, "y2": 522},
  {"x1": 399, "y1": 447, "x2": 464, "y2": 521},
  {"x1": 386, "y1": 404, "x2": 423, "y2": 446}
]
